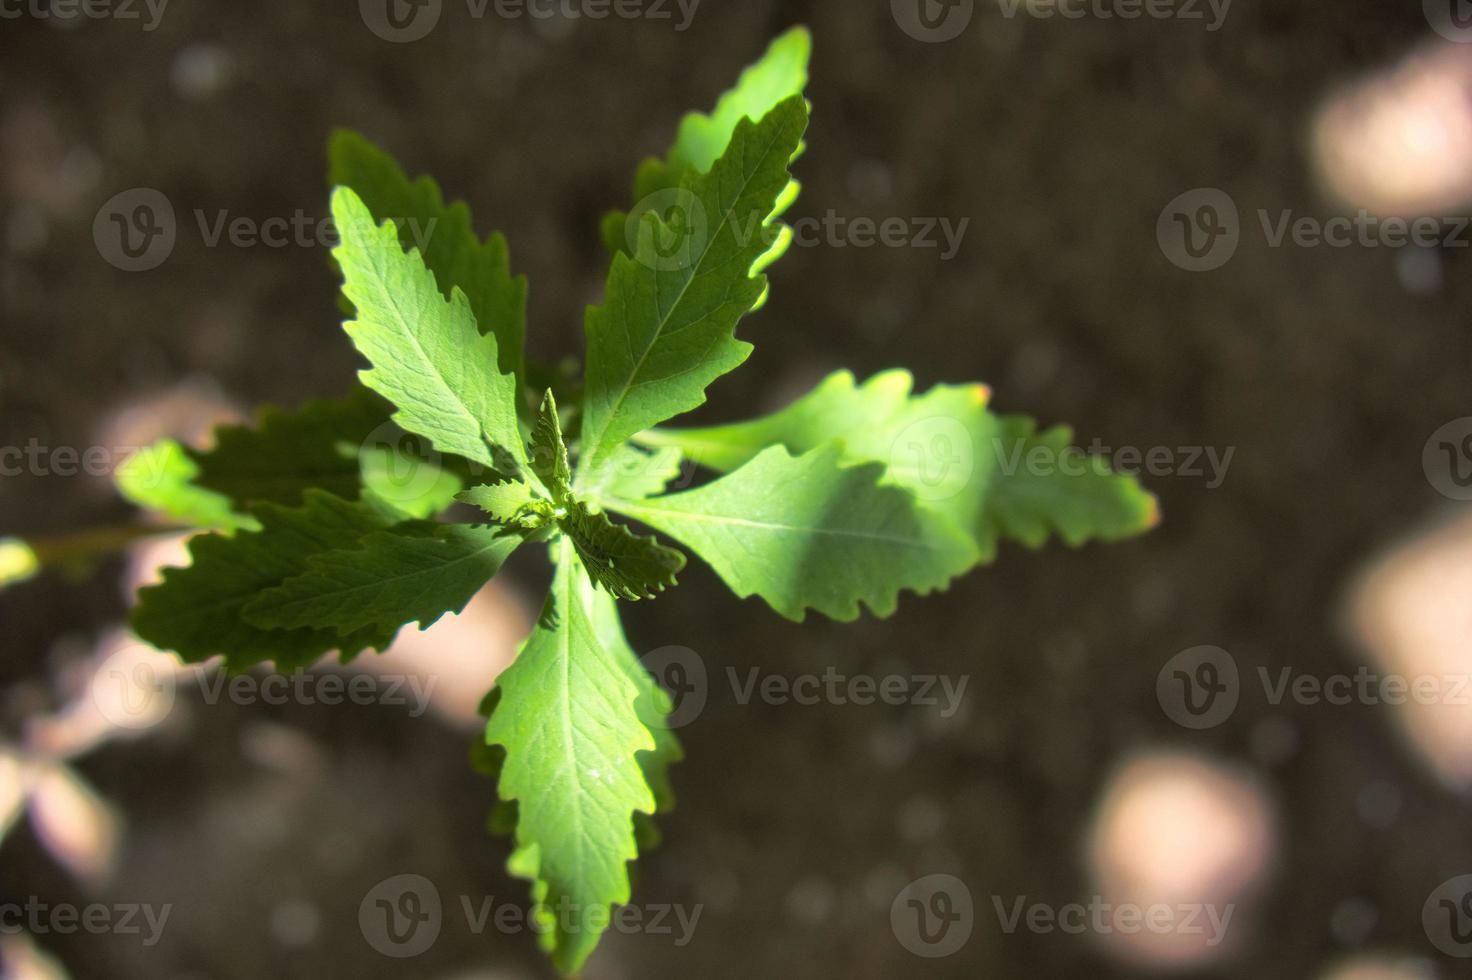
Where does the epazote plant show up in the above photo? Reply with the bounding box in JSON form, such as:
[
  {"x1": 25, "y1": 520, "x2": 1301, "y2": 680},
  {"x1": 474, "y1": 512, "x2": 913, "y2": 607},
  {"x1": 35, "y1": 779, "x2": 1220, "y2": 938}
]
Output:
[{"x1": 15, "y1": 26, "x2": 1156, "y2": 973}]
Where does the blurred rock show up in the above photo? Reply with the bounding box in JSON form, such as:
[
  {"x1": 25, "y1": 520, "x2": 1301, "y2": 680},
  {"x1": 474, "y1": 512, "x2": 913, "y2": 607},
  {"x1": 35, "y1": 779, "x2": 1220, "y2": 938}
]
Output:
[
  {"x1": 1347, "y1": 512, "x2": 1472, "y2": 790},
  {"x1": 1086, "y1": 750, "x2": 1276, "y2": 969}
]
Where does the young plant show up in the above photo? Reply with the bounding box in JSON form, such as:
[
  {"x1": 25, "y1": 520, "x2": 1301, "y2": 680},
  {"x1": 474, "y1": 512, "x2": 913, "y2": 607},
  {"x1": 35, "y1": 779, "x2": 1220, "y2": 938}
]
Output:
[{"x1": 93, "y1": 26, "x2": 1154, "y2": 973}]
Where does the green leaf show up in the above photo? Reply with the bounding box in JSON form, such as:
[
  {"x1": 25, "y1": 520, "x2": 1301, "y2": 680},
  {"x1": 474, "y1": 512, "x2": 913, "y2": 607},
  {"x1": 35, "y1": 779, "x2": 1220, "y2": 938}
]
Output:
[
  {"x1": 580, "y1": 443, "x2": 685, "y2": 503},
  {"x1": 485, "y1": 537, "x2": 657, "y2": 974},
  {"x1": 603, "y1": 25, "x2": 811, "y2": 273},
  {"x1": 191, "y1": 388, "x2": 392, "y2": 509},
  {"x1": 586, "y1": 576, "x2": 683, "y2": 847},
  {"x1": 608, "y1": 442, "x2": 978, "y2": 622},
  {"x1": 116, "y1": 439, "x2": 258, "y2": 532},
  {"x1": 475, "y1": 589, "x2": 684, "y2": 851},
  {"x1": 131, "y1": 491, "x2": 397, "y2": 670},
  {"x1": 358, "y1": 439, "x2": 465, "y2": 519},
  {"x1": 330, "y1": 187, "x2": 530, "y2": 478},
  {"x1": 986, "y1": 416, "x2": 1160, "y2": 547},
  {"x1": 636, "y1": 369, "x2": 1158, "y2": 554},
  {"x1": 245, "y1": 523, "x2": 522, "y2": 634},
  {"x1": 458, "y1": 480, "x2": 539, "y2": 524},
  {"x1": 528, "y1": 390, "x2": 571, "y2": 505},
  {"x1": 561, "y1": 501, "x2": 685, "y2": 601},
  {"x1": 330, "y1": 129, "x2": 528, "y2": 393},
  {"x1": 577, "y1": 97, "x2": 810, "y2": 478}
]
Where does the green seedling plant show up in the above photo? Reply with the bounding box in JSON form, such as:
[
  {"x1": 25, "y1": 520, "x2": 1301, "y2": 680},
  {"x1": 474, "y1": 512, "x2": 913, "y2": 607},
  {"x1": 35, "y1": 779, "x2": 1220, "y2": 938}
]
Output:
[{"x1": 7, "y1": 27, "x2": 1157, "y2": 974}]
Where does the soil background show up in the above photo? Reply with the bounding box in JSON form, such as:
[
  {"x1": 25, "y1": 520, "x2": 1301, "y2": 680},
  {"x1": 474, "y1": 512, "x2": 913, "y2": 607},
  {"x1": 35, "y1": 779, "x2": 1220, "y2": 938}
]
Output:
[{"x1": 3, "y1": 1, "x2": 1471, "y2": 977}]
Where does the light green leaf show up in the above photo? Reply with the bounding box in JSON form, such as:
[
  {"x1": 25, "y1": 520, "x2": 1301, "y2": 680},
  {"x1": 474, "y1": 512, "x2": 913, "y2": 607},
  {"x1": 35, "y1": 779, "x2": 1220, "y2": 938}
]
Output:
[
  {"x1": 636, "y1": 369, "x2": 1157, "y2": 554},
  {"x1": 131, "y1": 491, "x2": 397, "y2": 670},
  {"x1": 458, "y1": 480, "x2": 539, "y2": 524},
  {"x1": 330, "y1": 129, "x2": 528, "y2": 392},
  {"x1": 580, "y1": 443, "x2": 685, "y2": 503},
  {"x1": 986, "y1": 416, "x2": 1160, "y2": 547},
  {"x1": 245, "y1": 523, "x2": 522, "y2": 634},
  {"x1": 562, "y1": 501, "x2": 685, "y2": 601},
  {"x1": 603, "y1": 25, "x2": 811, "y2": 276},
  {"x1": 586, "y1": 576, "x2": 683, "y2": 848},
  {"x1": 528, "y1": 390, "x2": 571, "y2": 505},
  {"x1": 116, "y1": 439, "x2": 259, "y2": 532},
  {"x1": 609, "y1": 443, "x2": 978, "y2": 622},
  {"x1": 485, "y1": 537, "x2": 657, "y2": 974},
  {"x1": 578, "y1": 97, "x2": 809, "y2": 479},
  {"x1": 330, "y1": 186, "x2": 529, "y2": 478}
]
